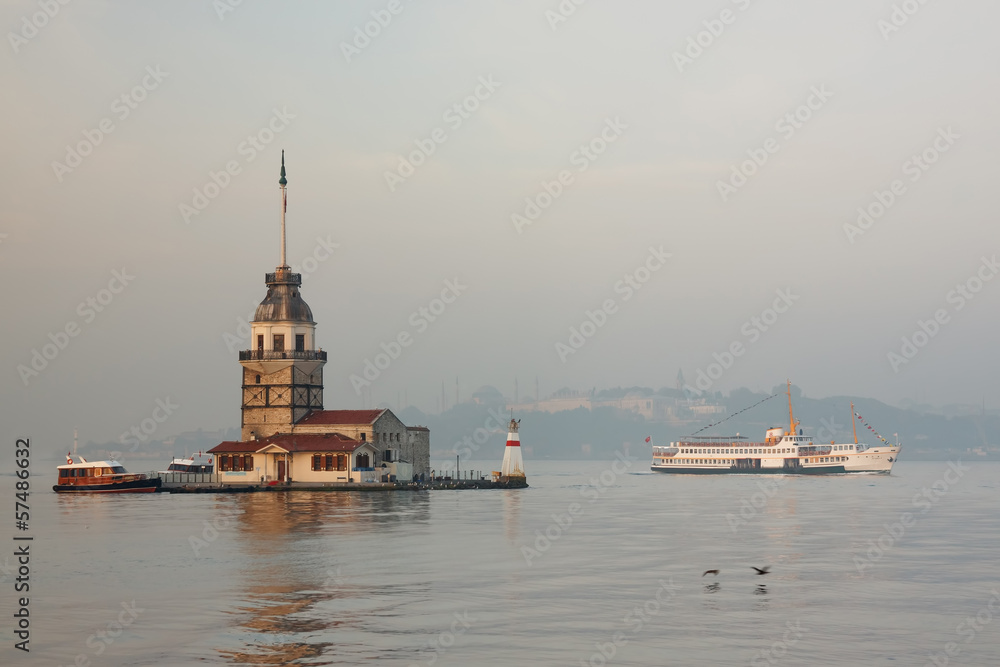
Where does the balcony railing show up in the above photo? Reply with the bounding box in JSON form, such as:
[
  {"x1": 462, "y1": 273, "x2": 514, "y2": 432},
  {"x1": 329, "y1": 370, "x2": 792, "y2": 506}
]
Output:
[
  {"x1": 265, "y1": 270, "x2": 302, "y2": 286},
  {"x1": 240, "y1": 349, "x2": 327, "y2": 361}
]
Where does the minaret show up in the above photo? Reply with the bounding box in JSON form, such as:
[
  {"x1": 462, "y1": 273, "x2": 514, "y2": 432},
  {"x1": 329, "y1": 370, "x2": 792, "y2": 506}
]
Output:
[
  {"x1": 239, "y1": 153, "x2": 327, "y2": 441},
  {"x1": 500, "y1": 416, "x2": 526, "y2": 483}
]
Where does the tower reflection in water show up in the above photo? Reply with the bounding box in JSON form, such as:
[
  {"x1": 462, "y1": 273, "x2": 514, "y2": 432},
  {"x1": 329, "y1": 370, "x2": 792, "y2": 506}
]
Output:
[{"x1": 213, "y1": 492, "x2": 431, "y2": 665}]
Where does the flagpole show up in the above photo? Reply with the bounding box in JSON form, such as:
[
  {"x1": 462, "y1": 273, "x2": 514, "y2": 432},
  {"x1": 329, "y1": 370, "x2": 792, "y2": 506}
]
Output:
[{"x1": 851, "y1": 402, "x2": 858, "y2": 445}]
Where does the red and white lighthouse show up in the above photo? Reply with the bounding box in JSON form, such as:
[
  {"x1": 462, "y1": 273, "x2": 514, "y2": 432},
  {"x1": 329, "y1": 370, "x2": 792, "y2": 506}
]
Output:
[{"x1": 500, "y1": 416, "x2": 526, "y2": 481}]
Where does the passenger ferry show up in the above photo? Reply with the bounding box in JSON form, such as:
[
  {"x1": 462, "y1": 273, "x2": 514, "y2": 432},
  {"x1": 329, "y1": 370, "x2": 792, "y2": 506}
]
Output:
[
  {"x1": 651, "y1": 384, "x2": 900, "y2": 475},
  {"x1": 54, "y1": 455, "x2": 161, "y2": 493}
]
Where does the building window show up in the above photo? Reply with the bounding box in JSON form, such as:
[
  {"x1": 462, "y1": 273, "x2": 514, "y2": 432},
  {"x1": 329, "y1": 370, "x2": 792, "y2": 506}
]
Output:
[
  {"x1": 360, "y1": 433, "x2": 366, "y2": 442},
  {"x1": 296, "y1": 334, "x2": 305, "y2": 352},
  {"x1": 219, "y1": 455, "x2": 229, "y2": 472},
  {"x1": 257, "y1": 335, "x2": 264, "y2": 351},
  {"x1": 325, "y1": 454, "x2": 334, "y2": 471},
  {"x1": 337, "y1": 453, "x2": 347, "y2": 471},
  {"x1": 244, "y1": 455, "x2": 254, "y2": 472},
  {"x1": 256, "y1": 374, "x2": 261, "y2": 384},
  {"x1": 273, "y1": 334, "x2": 285, "y2": 351},
  {"x1": 312, "y1": 455, "x2": 323, "y2": 471}
]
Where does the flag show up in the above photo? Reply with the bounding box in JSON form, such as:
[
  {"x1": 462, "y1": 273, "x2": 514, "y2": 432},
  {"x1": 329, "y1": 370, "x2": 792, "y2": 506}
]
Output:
[{"x1": 645, "y1": 436, "x2": 651, "y2": 443}]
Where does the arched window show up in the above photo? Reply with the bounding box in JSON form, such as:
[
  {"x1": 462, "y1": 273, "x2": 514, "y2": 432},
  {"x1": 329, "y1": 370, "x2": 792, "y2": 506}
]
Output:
[{"x1": 256, "y1": 374, "x2": 261, "y2": 384}]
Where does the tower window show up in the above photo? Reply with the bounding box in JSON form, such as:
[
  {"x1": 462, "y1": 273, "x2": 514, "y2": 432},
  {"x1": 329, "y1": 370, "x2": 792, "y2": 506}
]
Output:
[
  {"x1": 273, "y1": 334, "x2": 284, "y2": 351},
  {"x1": 361, "y1": 433, "x2": 366, "y2": 442},
  {"x1": 255, "y1": 374, "x2": 261, "y2": 384},
  {"x1": 257, "y1": 335, "x2": 264, "y2": 351},
  {"x1": 296, "y1": 334, "x2": 305, "y2": 352}
]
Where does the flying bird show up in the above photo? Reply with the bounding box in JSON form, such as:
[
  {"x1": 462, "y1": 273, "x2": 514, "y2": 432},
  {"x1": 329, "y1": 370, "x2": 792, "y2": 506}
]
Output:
[
  {"x1": 702, "y1": 569, "x2": 720, "y2": 577},
  {"x1": 751, "y1": 566, "x2": 771, "y2": 575}
]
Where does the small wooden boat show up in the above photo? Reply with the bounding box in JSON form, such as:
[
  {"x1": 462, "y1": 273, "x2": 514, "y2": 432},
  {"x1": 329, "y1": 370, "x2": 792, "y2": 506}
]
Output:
[{"x1": 54, "y1": 454, "x2": 161, "y2": 493}]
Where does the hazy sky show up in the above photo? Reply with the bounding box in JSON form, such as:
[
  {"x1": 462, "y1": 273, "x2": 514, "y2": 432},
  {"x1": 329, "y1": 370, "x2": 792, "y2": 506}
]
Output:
[{"x1": 3, "y1": 1, "x2": 998, "y2": 455}]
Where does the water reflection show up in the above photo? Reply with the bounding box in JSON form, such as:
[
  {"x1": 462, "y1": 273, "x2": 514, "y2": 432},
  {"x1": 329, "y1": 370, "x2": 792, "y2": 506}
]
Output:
[
  {"x1": 502, "y1": 489, "x2": 521, "y2": 543},
  {"x1": 216, "y1": 491, "x2": 433, "y2": 665}
]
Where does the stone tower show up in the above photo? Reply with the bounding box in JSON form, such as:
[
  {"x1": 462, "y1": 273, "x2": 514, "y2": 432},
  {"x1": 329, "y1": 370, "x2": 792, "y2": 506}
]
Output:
[{"x1": 239, "y1": 152, "x2": 326, "y2": 441}]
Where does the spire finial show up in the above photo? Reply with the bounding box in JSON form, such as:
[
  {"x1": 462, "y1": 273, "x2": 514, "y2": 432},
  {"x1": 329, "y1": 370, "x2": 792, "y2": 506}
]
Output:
[{"x1": 279, "y1": 150, "x2": 287, "y2": 267}]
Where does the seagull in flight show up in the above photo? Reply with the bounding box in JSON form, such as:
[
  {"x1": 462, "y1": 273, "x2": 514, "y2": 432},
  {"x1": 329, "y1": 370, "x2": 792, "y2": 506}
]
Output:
[
  {"x1": 702, "y1": 569, "x2": 720, "y2": 577},
  {"x1": 751, "y1": 566, "x2": 771, "y2": 575}
]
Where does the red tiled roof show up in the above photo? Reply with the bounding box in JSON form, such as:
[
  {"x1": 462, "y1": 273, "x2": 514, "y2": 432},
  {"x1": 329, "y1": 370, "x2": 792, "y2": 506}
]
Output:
[
  {"x1": 296, "y1": 409, "x2": 385, "y2": 426},
  {"x1": 209, "y1": 432, "x2": 367, "y2": 454}
]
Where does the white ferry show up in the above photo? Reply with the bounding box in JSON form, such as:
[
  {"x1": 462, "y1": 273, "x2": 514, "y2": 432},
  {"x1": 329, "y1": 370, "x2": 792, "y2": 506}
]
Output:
[{"x1": 651, "y1": 384, "x2": 900, "y2": 475}]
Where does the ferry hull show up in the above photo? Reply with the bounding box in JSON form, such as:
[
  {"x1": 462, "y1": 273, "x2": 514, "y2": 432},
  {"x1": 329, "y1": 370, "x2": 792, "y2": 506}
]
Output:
[
  {"x1": 650, "y1": 465, "x2": 856, "y2": 475},
  {"x1": 53, "y1": 478, "x2": 162, "y2": 493}
]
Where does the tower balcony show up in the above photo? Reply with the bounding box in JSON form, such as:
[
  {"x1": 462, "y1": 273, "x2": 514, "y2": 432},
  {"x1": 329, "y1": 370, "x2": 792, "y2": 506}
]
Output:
[
  {"x1": 265, "y1": 269, "x2": 302, "y2": 286},
  {"x1": 240, "y1": 349, "x2": 327, "y2": 361}
]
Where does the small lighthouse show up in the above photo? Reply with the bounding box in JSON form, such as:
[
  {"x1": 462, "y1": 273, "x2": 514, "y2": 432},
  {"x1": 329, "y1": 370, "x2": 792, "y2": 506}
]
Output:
[{"x1": 499, "y1": 416, "x2": 527, "y2": 486}]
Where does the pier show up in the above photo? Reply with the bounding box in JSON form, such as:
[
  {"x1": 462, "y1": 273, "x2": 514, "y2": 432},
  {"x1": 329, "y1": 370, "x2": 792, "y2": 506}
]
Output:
[{"x1": 151, "y1": 472, "x2": 527, "y2": 493}]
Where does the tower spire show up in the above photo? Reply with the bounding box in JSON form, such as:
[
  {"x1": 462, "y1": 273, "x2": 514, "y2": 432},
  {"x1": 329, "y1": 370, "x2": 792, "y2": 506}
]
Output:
[{"x1": 279, "y1": 150, "x2": 288, "y2": 268}]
